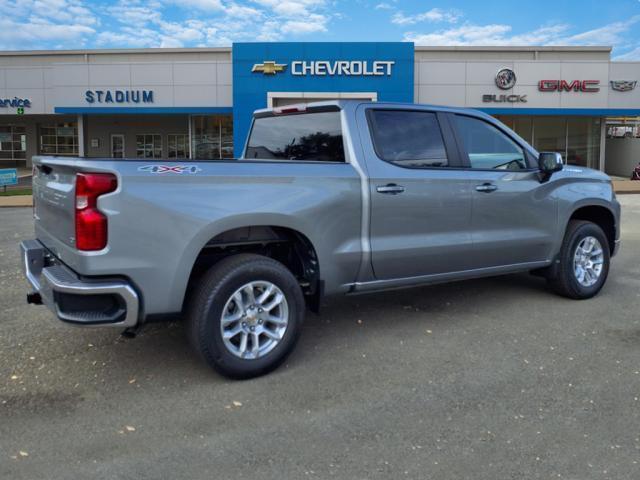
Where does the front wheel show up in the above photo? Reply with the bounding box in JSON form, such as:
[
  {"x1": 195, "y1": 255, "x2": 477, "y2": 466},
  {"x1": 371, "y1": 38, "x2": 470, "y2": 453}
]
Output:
[
  {"x1": 187, "y1": 254, "x2": 305, "y2": 379},
  {"x1": 548, "y1": 220, "x2": 611, "y2": 299}
]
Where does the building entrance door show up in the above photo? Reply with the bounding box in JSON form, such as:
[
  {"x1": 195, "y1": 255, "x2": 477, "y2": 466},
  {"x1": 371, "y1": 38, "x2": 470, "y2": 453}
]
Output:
[{"x1": 111, "y1": 134, "x2": 125, "y2": 158}]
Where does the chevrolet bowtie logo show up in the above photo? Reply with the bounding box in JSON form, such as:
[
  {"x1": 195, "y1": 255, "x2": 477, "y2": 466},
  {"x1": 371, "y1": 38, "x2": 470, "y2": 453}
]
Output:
[{"x1": 252, "y1": 61, "x2": 287, "y2": 75}]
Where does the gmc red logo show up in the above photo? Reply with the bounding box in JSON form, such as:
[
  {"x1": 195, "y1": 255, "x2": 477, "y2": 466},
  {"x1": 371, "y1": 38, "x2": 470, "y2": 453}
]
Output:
[{"x1": 538, "y1": 80, "x2": 600, "y2": 92}]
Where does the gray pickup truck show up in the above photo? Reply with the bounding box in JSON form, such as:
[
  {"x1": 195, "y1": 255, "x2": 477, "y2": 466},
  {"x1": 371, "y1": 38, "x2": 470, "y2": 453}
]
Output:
[{"x1": 21, "y1": 100, "x2": 621, "y2": 378}]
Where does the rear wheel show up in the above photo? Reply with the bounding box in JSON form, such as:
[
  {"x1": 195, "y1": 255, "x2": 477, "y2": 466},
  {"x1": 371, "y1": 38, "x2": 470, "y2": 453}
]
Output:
[
  {"x1": 187, "y1": 254, "x2": 305, "y2": 379},
  {"x1": 547, "y1": 220, "x2": 610, "y2": 299}
]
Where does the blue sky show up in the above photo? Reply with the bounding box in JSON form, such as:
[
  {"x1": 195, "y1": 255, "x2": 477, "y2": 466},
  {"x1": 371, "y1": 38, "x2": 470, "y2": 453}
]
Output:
[{"x1": 1, "y1": 0, "x2": 639, "y2": 59}]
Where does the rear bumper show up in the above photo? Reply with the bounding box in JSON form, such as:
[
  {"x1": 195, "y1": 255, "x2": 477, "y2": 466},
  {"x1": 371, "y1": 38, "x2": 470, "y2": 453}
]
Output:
[{"x1": 20, "y1": 239, "x2": 140, "y2": 327}]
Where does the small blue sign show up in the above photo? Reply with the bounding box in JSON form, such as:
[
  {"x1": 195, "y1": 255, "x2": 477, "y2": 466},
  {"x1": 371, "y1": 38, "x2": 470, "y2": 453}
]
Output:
[{"x1": 0, "y1": 168, "x2": 18, "y2": 187}]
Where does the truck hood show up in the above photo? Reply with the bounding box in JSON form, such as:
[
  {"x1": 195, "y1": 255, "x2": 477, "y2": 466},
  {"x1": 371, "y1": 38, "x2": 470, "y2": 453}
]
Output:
[{"x1": 558, "y1": 165, "x2": 611, "y2": 182}]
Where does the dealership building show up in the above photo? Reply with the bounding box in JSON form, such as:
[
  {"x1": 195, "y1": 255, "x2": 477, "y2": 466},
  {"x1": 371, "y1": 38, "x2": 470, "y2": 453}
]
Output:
[{"x1": 1, "y1": 42, "x2": 639, "y2": 176}]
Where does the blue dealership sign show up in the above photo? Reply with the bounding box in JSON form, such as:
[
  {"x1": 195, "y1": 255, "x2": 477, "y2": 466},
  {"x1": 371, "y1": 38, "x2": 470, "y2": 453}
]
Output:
[
  {"x1": 232, "y1": 42, "x2": 415, "y2": 153},
  {"x1": 85, "y1": 90, "x2": 154, "y2": 104},
  {"x1": 0, "y1": 168, "x2": 18, "y2": 186}
]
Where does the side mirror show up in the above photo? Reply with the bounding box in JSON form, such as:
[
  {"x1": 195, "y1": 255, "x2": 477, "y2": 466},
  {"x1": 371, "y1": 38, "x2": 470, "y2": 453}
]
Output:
[{"x1": 538, "y1": 152, "x2": 564, "y2": 175}]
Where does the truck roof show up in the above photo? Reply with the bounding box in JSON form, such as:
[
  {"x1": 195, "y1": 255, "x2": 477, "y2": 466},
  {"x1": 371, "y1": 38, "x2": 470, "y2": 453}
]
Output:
[{"x1": 254, "y1": 99, "x2": 494, "y2": 120}]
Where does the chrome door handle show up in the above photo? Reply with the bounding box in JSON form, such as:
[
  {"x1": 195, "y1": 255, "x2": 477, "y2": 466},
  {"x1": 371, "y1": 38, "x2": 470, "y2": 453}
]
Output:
[
  {"x1": 376, "y1": 184, "x2": 405, "y2": 195},
  {"x1": 475, "y1": 183, "x2": 498, "y2": 193}
]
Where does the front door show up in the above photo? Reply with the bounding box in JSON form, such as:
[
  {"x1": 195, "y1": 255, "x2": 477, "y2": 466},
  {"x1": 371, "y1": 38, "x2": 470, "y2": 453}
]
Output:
[
  {"x1": 449, "y1": 113, "x2": 558, "y2": 268},
  {"x1": 110, "y1": 134, "x2": 125, "y2": 159},
  {"x1": 358, "y1": 106, "x2": 475, "y2": 280}
]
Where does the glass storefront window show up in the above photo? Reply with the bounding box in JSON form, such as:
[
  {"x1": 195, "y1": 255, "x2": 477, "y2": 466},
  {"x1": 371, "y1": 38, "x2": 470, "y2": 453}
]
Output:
[
  {"x1": 39, "y1": 123, "x2": 78, "y2": 155},
  {"x1": 491, "y1": 115, "x2": 603, "y2": 170},
  {"x1": 192, "y1": 115, "x2": 233, "y2": 159},
  {"x1": 513, "y1": 117, "x2": 533, "y2": 144},
  {"x1": 533, "y1": 117, "x2": 567, "y2": 161},
  {"x1": 136, "y1": 134, "x2": 162, "y2": 158},
  {"x1": 567, "y1": 117, "x2": 600, "y2": 168},
  {"x1": 606, "y1": 121, "x2": 640, "y2": 138},
  {"x1": 168, "y1": 134, "x2": 188, "y2": 159},
  {"x1": 220, "y1": 116, "x2": 233, "y2": 159},
  {"x1": 0, "y1": 125, "x2": 26, "y2": 160}
]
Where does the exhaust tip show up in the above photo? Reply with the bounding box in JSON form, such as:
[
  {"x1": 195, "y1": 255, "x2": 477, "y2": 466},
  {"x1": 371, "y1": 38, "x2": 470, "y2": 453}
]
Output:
[{"x1": 27, "y1": 292, "x2": 42, "y2": 305}]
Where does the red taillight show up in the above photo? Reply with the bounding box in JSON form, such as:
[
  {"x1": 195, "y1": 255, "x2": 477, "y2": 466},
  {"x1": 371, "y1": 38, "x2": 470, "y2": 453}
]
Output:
[{"x1": 75, "y1": 173, "x2": 117, "y2": 251}]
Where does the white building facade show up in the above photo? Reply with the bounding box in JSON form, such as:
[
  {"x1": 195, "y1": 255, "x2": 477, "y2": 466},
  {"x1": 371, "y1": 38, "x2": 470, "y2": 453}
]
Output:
[{"x1": 0, "y1": 43, "x2": 638, "y2": 176}]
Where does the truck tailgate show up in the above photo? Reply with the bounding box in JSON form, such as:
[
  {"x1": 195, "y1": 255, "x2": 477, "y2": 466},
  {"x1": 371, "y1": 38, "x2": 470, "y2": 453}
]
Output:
[{"x1": 32, "y1": 157, "x2": 78, "y2": 249}]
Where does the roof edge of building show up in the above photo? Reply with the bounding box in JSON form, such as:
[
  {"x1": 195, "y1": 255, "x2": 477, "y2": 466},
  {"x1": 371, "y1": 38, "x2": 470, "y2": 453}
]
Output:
[
  {"x1": 413, "y1": 45, "x2": 612, "y2": 52},
  {"x1": 0, "y1": 44, "x2": 613, "y2": 57},
  {"x1": 0, "y1": 47, "x2": 233, "y2": 56}
]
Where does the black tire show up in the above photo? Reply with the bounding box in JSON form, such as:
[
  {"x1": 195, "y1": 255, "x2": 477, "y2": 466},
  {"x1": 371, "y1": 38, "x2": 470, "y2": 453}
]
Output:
[
  {"x1": 547, "y1": 220, "x2": 610, "y2": 299},
  {"x1": 186, "y1": 253, "x2": 305, "y2": 379}
]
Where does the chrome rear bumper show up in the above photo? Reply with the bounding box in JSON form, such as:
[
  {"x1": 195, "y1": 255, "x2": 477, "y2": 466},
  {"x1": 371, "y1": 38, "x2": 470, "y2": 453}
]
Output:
[{"x1": 20, "y1": 239, "x2": 140, "y2": 327}]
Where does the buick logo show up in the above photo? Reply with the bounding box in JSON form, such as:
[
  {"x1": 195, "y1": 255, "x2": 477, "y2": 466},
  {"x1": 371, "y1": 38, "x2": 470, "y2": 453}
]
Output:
[{"x1": 495, "y1": 68, "x2": 516, "y2": 90}]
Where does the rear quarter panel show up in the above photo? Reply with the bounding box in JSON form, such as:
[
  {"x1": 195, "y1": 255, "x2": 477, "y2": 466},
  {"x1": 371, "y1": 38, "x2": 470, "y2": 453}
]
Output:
[{"x1": 37, "y1": 159, "x2": 362, "y2": 316}]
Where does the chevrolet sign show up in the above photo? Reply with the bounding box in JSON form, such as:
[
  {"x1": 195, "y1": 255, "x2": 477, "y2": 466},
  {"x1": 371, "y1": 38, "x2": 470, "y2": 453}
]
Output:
[{"x1": 291, "y1": 60, "x2": 395, "y2": 76}]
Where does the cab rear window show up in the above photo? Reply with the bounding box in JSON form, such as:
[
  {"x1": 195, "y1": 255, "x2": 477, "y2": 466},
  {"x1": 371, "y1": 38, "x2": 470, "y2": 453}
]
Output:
[{"x1": 245, "y1": 111, "x2": 345, "y2": 162}]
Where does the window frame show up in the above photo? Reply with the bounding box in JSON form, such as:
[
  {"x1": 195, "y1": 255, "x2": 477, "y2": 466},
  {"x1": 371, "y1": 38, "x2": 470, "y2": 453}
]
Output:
[
  {"x1": 448, "y1": 113, "x2": 538, "y2": 171},
  {"x1": 135, "y1": 133, "x2": 162, "y2": 159},
  {"x1": 167, "y1": 133, "x2": 189, "y2": 159},
  {"x1": 365, "y1": 108, "x2": 463, "y2": 170},
  {"x1": 38, "y1": 123, "x2": 78, "y2": 156},
  {"x1": 0, "y1": 125, "x2": 27, "y2": 160}
]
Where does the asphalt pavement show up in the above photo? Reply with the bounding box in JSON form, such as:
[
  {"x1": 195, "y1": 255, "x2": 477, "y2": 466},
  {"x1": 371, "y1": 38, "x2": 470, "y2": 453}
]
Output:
[{"x1": 1, "y1": 197, "x2": 639, "y2": 480}]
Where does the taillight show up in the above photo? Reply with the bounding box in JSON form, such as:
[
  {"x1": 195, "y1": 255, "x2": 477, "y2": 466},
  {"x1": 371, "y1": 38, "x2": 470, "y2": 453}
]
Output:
[
  {"x1": 273, "y1": 104, "x2": 307, "y2": 115},
  {"x1": 75, "y1": 173, "x2": 117, "y2": 251}
]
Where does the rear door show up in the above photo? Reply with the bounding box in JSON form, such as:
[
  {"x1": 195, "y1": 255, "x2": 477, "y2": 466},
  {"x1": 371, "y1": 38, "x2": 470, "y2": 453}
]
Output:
[
  {"x1": 448, "y1": 113, "x2": 558, "y2": 268},
  {"x1": 358, "y1": 106, "x2": 474, "y2": 280}
]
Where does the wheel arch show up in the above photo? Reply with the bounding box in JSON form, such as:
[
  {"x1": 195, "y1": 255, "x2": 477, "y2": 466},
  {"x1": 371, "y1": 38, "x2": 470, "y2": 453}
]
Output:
[
  {"x1": 567, "y1": 204, "x2": 617, "y2": 254},
  {"x1": 177, "y1": 219, "x2": 322, "y2": 313}
]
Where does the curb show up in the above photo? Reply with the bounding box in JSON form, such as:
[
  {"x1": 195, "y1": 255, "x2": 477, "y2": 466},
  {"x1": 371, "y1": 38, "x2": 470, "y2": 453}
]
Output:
[
  {"x1": 612, "y1": 181, "x2": 640, "y2": 195},
  {"x1": 0, "y1": 195, "x2": 33, "y2": 208}
]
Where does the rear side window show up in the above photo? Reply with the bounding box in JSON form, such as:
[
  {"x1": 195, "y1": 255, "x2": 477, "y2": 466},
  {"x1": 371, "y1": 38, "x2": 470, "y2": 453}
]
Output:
[
  {"x1": 454, "y1": 115, "x2": 529, "y2": 170},
  {"x1": 368, "y1": 110, "x2": 448, "y2": 168},
  {"x1": 245, "y1": 111, "x2": 345, "y2": 162}
]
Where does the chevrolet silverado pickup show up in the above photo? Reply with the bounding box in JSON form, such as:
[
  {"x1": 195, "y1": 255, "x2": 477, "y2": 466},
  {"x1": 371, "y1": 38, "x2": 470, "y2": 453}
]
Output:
[{"x1": 21, "y1": 101, "x2": 621, "y2": 378}]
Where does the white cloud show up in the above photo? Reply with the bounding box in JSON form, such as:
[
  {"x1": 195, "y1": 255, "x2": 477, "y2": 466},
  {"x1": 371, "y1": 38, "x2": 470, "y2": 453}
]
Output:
[
  {"x1": 560, "y1": 16, "x2": 640, "y2": 46},
  {"x1": 224, "y1": 2, "x2": 262, "y2": 18},
  {"x1": 404, "y1": 17, "x2": 640, "y2": 49},
  {"x1": 32, "y1": 0, "x2": 98, "y2": 26},
  {"x1": 96, "y1": 29, "x2": 156, "y2": 48},
  {"x1": 0, "y1": 0, "x2": 97, "y2": 49},
  {"x1": 252, "y1": 0, "x2": 325, "y2": 18},
  {"x1": 392, "y1": 8, "x2": 461, "y2": 26},
  {"x1": 375, "y1": 3, "x2": 393, "y2": 10},
  {"x1": 281, "y1": 16, "x2": 327, "y2": 34},
  {"x1": 165, "y1": 0, "x2": 224, "y2": 10},
  {"x1": 249, "y1": 0, "x2": 329, "y2": 37},
  {"x1": 92, "y1": 0, "x2": 331, "y2": 47},
  {"x1": 108, "y1": 4, "x2": 162, "y2": 26},
  {"x1": 613, "y1": 46, "x2": 640, "y2": 61}
]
